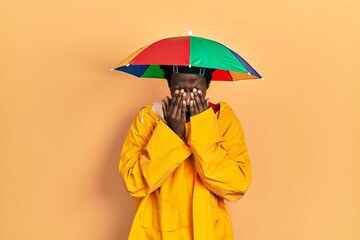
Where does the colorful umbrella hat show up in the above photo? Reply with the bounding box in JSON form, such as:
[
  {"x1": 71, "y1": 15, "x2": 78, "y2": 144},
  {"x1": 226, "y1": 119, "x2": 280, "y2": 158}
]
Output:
[{"x1": 112, "y1": 34, "x2": 262, "y2": 81}]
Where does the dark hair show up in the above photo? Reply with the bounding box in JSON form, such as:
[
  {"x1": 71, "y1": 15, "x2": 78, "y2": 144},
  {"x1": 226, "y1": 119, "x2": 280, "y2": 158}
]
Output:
[{"x1": 160, "y1": 65, "x2": 214, "y2": 88}]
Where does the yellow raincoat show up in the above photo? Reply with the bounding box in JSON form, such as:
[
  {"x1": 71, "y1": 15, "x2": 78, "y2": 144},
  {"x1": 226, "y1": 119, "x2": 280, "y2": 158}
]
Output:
[{"x1": 119, "y1": 101, "x2": 252, "y2": 239}]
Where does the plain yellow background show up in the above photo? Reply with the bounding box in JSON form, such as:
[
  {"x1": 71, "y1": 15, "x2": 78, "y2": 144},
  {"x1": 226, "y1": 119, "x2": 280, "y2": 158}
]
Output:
[{"x1": 1, "y1": 0, "x2": 359, "y2": 239}]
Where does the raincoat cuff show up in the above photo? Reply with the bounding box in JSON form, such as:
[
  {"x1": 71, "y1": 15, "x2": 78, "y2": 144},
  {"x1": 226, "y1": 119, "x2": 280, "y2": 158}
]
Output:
[
  {"x1": 146, "y1": 120, "x2": 192, "y2": 165},
  {"x1": 189, "y1": 108, "x2": 222, "y2": 149}
]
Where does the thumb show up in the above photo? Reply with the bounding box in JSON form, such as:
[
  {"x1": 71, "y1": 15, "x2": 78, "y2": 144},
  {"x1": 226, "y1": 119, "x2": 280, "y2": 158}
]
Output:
[{"x1": 206, "y1": 98, "x2": 210, "y2": 106}]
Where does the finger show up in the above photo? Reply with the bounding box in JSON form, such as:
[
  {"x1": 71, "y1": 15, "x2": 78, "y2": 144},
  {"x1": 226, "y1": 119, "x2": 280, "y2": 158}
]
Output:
[
  {"x1": 168, "y1": 90, "x2": 179, "y2": 113},
  {"x1": 172, "y1": 90, "x2": 183, "y2": 118},
  {"x1": 189, "y1": 100, "x2": 195, "y2": 116},
  {"x1": 176, "y1": 90, "x2": 185, "y2": 118},
  {"x1": 190, "y1": 92, "x2": 197, "y2": 115},
  {"x1": 193, "y1": 89, "x2": 204, "y2": 112},
  {"x1": 181, "y1": 99, "x2": 186, "y2": 122},
  {"x1": 164, "y1": 96, "x2": 170, "y2": 107},
  {"x1": 163, "y1": 96, "x2": 170, "y2": 110},
  {"x1": 197, "y1": 90, "x2": 208, "y2": 109},
  {"x1": 178, "y1": 91, "x2": 186, "y2": 119},
  {"x1": 191, "y1": 91, "x2": 200, "y2": 114},
  {"x1": 162, "y1": 100, "x2": 167, "y2": 117}
]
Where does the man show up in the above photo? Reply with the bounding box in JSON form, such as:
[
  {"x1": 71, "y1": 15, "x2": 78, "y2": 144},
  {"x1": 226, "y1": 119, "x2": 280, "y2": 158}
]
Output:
[{"x1": 119, "y1": 65, "x2": 252, "y2": 239}]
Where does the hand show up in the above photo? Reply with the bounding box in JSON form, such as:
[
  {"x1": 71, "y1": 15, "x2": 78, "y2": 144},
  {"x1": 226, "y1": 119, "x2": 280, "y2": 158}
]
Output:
[
  {"x1": 162, "y1": 89, "x2": 187, "y2": 139},
  {"x1": 189, "y1": 88, "x2": 209, "y2": 116}
]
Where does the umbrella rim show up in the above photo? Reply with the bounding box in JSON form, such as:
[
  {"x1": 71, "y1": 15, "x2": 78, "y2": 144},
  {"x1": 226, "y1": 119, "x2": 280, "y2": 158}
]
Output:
[{"x1": 113, "y1": 35, "x2": 262, "y2": 81}]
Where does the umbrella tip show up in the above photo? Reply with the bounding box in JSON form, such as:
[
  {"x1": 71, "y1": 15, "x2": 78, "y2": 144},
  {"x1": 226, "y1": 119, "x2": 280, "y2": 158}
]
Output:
[{"x1": 188, "y1": 30, "x2": 192, "y2": 36}]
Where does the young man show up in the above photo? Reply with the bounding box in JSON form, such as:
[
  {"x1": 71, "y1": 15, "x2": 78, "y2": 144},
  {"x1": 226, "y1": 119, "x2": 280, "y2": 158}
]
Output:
[{"x1": 119, "y1": 66, "x2": 252, "y2": 240}]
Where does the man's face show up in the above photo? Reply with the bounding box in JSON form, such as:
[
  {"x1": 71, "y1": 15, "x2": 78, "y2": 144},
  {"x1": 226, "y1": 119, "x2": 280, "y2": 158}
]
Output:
[{"x1": 169, "y1": 73, "x2": 208, "y2": 107}]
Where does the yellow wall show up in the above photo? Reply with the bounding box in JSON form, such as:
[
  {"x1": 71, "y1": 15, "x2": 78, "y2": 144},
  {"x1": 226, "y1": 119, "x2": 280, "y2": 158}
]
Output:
[{"x1": 1, "y1": 0, "x2": 359, "y2": 239}]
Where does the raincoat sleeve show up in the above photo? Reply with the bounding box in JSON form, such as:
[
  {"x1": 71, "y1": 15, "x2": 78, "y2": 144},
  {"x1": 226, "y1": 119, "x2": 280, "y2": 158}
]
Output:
[
  {"x1": 189, "y1": 103, "x2": 252, "y2": 202},
  {"x1": 119, "y1": 106, "x2": 192, "y2": 198}
]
